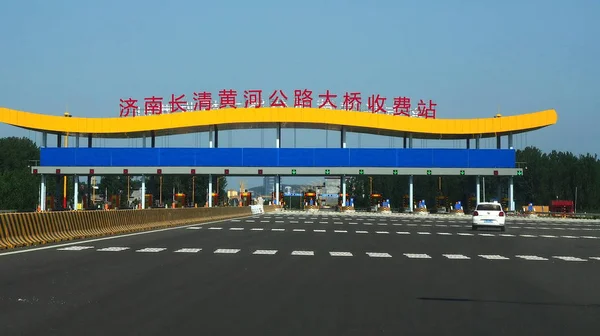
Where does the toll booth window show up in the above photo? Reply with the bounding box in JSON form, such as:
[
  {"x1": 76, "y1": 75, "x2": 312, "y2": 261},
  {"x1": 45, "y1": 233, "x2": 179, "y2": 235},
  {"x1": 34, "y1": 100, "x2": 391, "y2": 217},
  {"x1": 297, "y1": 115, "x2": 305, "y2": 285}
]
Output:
[{"x1": 476, "y1": 204, "x2": 501, "y2": 211}]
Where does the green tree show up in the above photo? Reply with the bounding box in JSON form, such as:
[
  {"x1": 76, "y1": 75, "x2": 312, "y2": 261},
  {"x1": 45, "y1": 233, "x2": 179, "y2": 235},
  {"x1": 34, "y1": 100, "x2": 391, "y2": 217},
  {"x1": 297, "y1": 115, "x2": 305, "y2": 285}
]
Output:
[{"x1": 0, "y1": 137, "x2": 41, "y2": 211}]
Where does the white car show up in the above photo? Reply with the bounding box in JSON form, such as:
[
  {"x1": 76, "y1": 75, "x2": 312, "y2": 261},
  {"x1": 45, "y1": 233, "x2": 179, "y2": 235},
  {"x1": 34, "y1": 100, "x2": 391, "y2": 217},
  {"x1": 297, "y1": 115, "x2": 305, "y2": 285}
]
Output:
[{"x1": 472, "y1": 202, "x2": 506, "y2": 231}]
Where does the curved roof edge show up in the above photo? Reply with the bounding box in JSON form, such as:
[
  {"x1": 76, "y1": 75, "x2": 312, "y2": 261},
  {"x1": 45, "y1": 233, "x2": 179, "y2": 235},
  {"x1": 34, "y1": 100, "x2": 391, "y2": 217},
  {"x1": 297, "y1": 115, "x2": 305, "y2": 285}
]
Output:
[{"x1": 0, "y1": 107, "x2": 557, "y2": 139}]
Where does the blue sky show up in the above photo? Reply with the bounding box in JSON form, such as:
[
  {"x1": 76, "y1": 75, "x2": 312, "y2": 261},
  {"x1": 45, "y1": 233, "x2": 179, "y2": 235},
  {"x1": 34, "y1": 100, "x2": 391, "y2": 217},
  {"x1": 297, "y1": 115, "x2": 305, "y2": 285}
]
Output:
[{"x1": 1, "y1": 0, "x2": 598, "y2": 188}]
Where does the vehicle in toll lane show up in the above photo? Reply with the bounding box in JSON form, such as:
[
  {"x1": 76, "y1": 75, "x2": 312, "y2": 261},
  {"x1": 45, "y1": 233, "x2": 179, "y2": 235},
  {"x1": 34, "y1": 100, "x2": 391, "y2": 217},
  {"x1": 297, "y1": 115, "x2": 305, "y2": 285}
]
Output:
[{"x1": 472, "y1": 202, "x2": 506, "y2": 231}]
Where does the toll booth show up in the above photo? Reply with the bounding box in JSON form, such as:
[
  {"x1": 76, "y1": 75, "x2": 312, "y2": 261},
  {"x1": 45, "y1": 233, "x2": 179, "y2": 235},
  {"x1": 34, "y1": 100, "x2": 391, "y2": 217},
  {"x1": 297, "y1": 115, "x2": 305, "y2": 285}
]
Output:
[
  {"x1": 304, "y1": 192, "x2": 317, "y2": 207},
  {"x1": 210, "y1": 192, "x2": 219, "y2": 207},
  {"x1": 109, "y1": 195, "x2": 121, "y2": 209},
  {"x1": 467, "y1": 196, "x2": 477, "y2": 213},
  {"x1": 370, "y1": 193, "x2": 383, "y2": 211},
  {"x1": 271, "y1": 191, "x2": 284, "y2": 206},
  {"x1": 435, "y1": 195, "x2": 449, "y2": 213},
  {"x1": 240, "y1": 192, "x2": 252, "y2": 206},
  {"x1": 338, "y1": 193, "x2": 350, "y2": 207},
  {"x1": 144, "y1": 194, "x2": 153, "y2": 209},
  {"x1": 175, "y1": 193, "x2": 186, "y2": 208},
  {"x1": 402, "y1": 194, "x2": 410, "y2": 211},
  {"x1": 550, "y1": 200, "x2": 574, "y2": 214},
  {"x1": 501, "y1": 197, "x2": 509, "y2": 212}
]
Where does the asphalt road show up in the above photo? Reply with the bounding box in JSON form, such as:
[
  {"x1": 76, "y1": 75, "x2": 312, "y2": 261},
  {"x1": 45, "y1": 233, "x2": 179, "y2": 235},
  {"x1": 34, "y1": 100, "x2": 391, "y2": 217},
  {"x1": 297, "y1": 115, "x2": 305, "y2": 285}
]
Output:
[{"x1": 1, "y1": 211, "x2": 600, "y2": 335}]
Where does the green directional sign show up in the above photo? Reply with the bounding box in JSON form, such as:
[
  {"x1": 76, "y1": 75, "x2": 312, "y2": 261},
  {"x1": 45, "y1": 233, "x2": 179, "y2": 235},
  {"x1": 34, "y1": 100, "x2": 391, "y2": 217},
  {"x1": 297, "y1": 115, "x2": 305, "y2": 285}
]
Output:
[
  {"x1": 460, "y1": 170, "x2": 465, "y2": 175},
  {"x1": 291, "y1": 169, "x2": 297, "y2": 175},
  {"x1": 426, "y1": 170, "x2": 432, "y2": 175},
  {"x1": 517, "y1": 170, "x2": 523, "y2": 176},
  {"x1": 359, "y1": 169, "x2": 364, "y2": 175},
  {"x1": 325, "y1": 169, "x2": 331, "y2": 175},
  {"x1": 393, "y1": 169, "x2": 398, "y2": 175}
]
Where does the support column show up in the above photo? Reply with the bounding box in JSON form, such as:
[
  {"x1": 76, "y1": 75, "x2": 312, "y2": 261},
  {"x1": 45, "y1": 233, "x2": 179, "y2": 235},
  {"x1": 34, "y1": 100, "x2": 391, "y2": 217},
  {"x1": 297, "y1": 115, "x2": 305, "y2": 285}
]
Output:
[
  {"x1": 508, "y1": 177, "x2": 515, "y2": 212},
  {"x1": 214, "y1": 126, "x2": 219, "y2": 148},
  {"x1": 73, "y1": 175, "x2": 79, "y2": 211},
  {"x1": 75, "y1": 134, "x2": 80, "y2": 148},
  {"x1": 476, "y1": 176, "x2": 481, "y2": 204},
  {"x1": 508, "y1": 134, "x2": 514, "y2": 149},
  {"x1": 42, "y1": 132, "x2": 47, "y2": 148},
  {"x1": 341, "y1": 127, "x2": 347, "y2": 148},
  {"x1": 40, "y1": 175, "x2": 46, "y2": 211},
  {"x1": 87, "y1": 134, "x2": 92, "y2": 209},
  {"x1": 275, "y1": 175, "x2": 280, "y2": 205},
  {"x1": 466, "y1": 139, "x2": 470, "y2": 149},
  {"x1": 209, "y1": 126, "x2": 214, "y2": 148},
  {"x1": 496, "y1": 135, "x2": 501, "y2": 149},
  {"x1": 143, "y1": 135, "x2": 147, "y2": 148},
  {"x1": 151, "y1": 131, "x2": 156, "y2": 148},
  {"x1": 276, "y1": 123, "x2": 281, "y2": 148},
  {"x1": 403, "y1": 135, "x2": 407, "y2": 149},
  {"x1": 408, "y1": 175, "x2": 414, "y2": 212},
  {"x1": 475, "y1": 136, "x2": 480, "y2": 149},
  {"x1": 56, "y1": 134, "x2": 62, "y2": 210},
  {"x1": 208, "y1": 174, "x2": 213, "y2": 207},
  {"x1": 141, "y1": 175, "x2": 146, "y2": 209},
  {"x1": 342, "y1": 175, "x2": 347, "y2": 206},
  {"x1": 408, "y1": 133, "x2": 413, "y2": 148}
]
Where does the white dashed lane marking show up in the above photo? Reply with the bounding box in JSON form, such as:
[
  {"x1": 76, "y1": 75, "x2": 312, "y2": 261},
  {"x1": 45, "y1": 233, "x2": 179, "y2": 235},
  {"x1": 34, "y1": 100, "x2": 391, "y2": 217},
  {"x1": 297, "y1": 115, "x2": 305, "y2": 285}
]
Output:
[
  {"x1": 187, "y1": 227, "x2": 202, "y2": 230},
  {"x1": 271, "y1": 228, "x2": 285, "y2": 232},
  {"x1": 329, "y1": 251, "x2": 353, "y2": 257},
  {"x1": 251, "y1": 228, "x2": 264, "y2": 231},
  {"x1": 214, "y1": 249, "x2": 240, "y2": 254},
  {"x1": 57, "y1": 246, "x2": 94, "y2": 251},
  {"x1": 208, "y1": 227, "x2": 223, "y2": 230},
  {"x1": 292, "y1": 250, "x2": 314, "y2": 256},
  {"x1": 479, "y1": 255, "x2": 510, "y2": 260},
  {"x1": 136, "y1": 248, "x2": 167, "y2": 253},
  {"x1": 293, "y1": 229, "x2": 306, "y2": 232},
  {"x1": 314, "y1": 229, "x2": 326, "y2": 233},
  {"x1": 229, "y1": 227, "x2": 244, "y2": 231},
  {"x1": 404, "y1": 253, "x2": 432, "y2": 259},
  {"x1": 516, "y1": 255, "x2": 548, "y2": 261},
  {"x1": 174, "y1": 248, "x2": 202, "y2": 253},
  {"x1": 334, "y1": 230, "x2": 348, "y2": 233},
  {"x1": 253, "y1": 249, "x2": 278, "y2": 255},
  {"x1": 376, "y1": 231, "x2": 390, "y2": 234},
  {"x1": 553, "y1": 256, "x2": 587, "y2": 262},
  {"x1": 97, "y1": 247, "x2": 129, "y2": 252},
  {"x1": 367, "y1": 252, "x2": 392, "y2": 258},
  {"x1": 443, "y1": 254, "x2": 470, "y2": 260}
]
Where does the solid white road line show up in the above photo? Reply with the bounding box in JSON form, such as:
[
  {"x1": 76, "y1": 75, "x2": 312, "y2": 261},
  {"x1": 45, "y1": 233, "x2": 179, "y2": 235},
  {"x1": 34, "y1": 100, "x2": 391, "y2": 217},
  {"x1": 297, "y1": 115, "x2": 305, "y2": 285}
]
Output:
[{"x1": 0, "y1": 216, "x2": 249, "y2": 257}]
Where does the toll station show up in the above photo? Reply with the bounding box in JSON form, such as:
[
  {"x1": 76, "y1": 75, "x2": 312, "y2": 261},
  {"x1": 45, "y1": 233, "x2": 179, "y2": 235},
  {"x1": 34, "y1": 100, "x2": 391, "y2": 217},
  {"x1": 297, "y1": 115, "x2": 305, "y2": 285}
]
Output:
[{"x1": 0, "y1": 106, "x2": 557, "y2": 212}]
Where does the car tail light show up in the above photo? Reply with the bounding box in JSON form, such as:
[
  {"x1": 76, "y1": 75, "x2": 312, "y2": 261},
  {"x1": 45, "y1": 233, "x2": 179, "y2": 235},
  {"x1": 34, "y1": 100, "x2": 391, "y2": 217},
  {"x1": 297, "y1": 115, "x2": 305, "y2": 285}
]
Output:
[
  {"x1": 473, "y1": 211, "x2": 479, "y2": 216},
  {"x1": 499, "y1": 212, "x2": 505, "y2": 217}
]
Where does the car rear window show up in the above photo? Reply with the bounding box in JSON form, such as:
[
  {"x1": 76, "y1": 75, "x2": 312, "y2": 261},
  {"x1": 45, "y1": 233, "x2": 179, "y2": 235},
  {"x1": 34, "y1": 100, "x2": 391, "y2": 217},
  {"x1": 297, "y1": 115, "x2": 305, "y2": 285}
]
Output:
[{"x1": 477, "y1": 204, "x2": 501, "y2": 211}]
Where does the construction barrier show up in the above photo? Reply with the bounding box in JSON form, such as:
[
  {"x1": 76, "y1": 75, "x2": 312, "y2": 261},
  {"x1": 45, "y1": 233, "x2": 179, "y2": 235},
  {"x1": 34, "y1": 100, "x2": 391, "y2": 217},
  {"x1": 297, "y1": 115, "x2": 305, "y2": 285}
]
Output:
[{"x1": 0, "y1": 205, "x2": 277, "y2": 250}]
